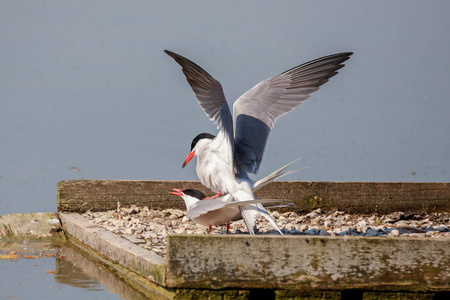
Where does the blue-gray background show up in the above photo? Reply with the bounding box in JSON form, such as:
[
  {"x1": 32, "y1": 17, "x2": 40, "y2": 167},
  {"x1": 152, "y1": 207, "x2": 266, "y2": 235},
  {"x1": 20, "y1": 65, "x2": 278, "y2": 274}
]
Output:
[{"x1": 1, "y1": 1, "x2": 449, "y2": 215}]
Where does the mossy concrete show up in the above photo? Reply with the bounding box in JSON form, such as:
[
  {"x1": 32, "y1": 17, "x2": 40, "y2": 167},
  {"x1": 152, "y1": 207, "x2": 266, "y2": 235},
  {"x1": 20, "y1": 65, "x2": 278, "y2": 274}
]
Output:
[
  {"x1": 165, "y1": 235, "x2": 450, "y2": 291},
  {"x1": 59, "y1": 213, "x2": 166, "y2": 285},
  {"x1": 0, "y1": 212, "x2": 64, "y2": 242},
  {"x1": 2, "y1": 211, "x2": 449, "y2": 299}
]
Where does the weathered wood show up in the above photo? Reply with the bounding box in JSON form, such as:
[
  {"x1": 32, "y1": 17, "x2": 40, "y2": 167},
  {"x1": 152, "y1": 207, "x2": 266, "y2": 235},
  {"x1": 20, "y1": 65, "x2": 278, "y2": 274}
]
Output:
[
  {"x1": 260, "y1": 181, "x2": 450, "y2": 214},
  {"x1": 57, "y1": 180, "x2": 205, "y2": 213},
  {"x1": 59, "y1": 213, "x2": 166, "y2": 286},
  {"x1": 165, "y1": 234, "x2": 450, "y2": 291},
  {"x1": 0, "y1": 212, "x2": 63, "y2": 241},
  {"x1": 57, "y1": 180, "x2": 450, "y2": 214}
]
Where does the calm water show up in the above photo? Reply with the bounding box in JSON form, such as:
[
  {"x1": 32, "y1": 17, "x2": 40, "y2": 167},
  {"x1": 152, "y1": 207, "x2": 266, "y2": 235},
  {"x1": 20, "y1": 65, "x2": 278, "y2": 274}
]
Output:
[
  {"x1": 0, "y1": 242, "x2": 155, "y2": 300},
  {"x1": 2, "y1": 1, "x2": 450, "y2": 216}
]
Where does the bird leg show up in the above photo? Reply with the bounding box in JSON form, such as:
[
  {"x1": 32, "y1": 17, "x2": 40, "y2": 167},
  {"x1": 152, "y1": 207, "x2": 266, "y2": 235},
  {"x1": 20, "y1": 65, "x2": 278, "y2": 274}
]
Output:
[
  {"x1": 208, "y1": 225, "x2": 212, "y2": 234},
  {"x1": 226, "y1": 224, "x2": 230, "y2": 234},
  {"x1": 204, "y1": 191, "x2": 221, "y2": 199}
]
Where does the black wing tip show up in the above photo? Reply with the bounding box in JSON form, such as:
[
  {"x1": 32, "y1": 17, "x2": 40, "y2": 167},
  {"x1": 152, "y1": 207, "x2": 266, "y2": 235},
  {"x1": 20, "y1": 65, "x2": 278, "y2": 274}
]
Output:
[
  {"x1": 164, "y1": 49, "x2": 182, "y2": 60},
  {"x1": 314, "y1": 51, "x2": 353, "y2": 63},
  {"x1": 331, "y1": 51, "x2": 353, "y2": 59},
  {"x1": 337, "y1": 51, "x2": 353, "y2": 62},
  {"x1": 164, "y1": 50, "x2": 191, "y2": 64},
  {"x1": 280, "y1": 51, "x2": 353, "y2": 76},
  {"x1": 333, "y1": 52, "x2": 353, "y2": 65},
  {"x1": 164, "y1": 49, "x2": 213, "y2": 76},
  {"x1": 319, "y1": 51, "x2": 353, "y2": 63}
]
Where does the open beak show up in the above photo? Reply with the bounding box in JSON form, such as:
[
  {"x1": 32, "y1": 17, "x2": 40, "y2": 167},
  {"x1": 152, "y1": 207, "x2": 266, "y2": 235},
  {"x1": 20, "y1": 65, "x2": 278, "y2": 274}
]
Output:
[
  {"x1": 170, "y1": 188, "x2": 183, "y2": 196},
  {"x1": 182, "y1": 150, "x2": 195, "y2": 168}
]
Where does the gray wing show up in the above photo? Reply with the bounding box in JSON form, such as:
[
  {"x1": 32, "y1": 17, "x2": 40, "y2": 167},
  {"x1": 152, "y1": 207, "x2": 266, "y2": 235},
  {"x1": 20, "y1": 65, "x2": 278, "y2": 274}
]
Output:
[
  {"x1": 233, "y1": 52, "x2": 353, "y2": 173},
  {"x1": 187, "y1": 198, "x2": 290, "y2": 219},
  {"x1": 165, "y1": 50, "x2": 234, "y2": 143}
]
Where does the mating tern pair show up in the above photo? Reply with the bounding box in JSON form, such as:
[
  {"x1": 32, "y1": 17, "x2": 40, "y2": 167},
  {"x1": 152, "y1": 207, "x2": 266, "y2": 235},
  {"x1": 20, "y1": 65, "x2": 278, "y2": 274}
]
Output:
[
  {"x1": 166, "y1": 49, "x2": 352, "y2": 234},
  {"x1": 171, "y1": 159, "x2": 301, "y2": 234}
]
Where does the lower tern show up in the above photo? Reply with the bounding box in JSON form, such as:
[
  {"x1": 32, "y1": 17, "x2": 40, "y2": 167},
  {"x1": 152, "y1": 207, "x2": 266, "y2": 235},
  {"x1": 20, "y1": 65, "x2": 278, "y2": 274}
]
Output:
[{"x1": 171, "y1": 188, "x2": 292, "y2": 234}]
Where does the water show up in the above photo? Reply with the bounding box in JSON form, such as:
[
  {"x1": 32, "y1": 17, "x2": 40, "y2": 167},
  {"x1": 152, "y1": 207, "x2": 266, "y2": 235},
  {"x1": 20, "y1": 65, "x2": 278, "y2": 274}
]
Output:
[
  {"x1": 0, "y1": 242, "x2": 154, "y2": 300},
  {"x1": 1, "y1": 1, "x2": 450, "y2": 216}
]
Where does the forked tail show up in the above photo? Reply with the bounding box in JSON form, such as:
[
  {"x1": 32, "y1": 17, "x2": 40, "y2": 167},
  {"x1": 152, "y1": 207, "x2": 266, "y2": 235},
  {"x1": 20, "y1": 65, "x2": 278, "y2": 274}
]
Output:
[
  {"x1": 240, "y1": 158, "x2": 304, "y2": 235},
  {"x1": 253, "y1": 158, "x2": 306, "y2": 191},
  {"x1": 239, "y1": 203, "x2": 283, "y2": 235}
]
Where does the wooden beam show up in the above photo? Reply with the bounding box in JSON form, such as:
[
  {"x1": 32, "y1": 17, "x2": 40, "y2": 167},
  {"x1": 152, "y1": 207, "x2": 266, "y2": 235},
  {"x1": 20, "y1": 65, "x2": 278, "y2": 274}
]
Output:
[{"x1": 57, "y1": 180, "x2": 450, "y2": 214}]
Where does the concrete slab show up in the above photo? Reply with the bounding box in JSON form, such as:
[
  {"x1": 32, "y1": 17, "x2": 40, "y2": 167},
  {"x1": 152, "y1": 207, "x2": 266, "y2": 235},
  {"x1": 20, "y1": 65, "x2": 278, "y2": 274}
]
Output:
[
  {"x1": 165, "y1": 234, "x2": 450, "y2": 292},
  {"x1": 59, "y1": 213, "x2": 165, "y2": 285},
  {"x1": 0, "y1": 212, "x2": 63, "y2": 241}
]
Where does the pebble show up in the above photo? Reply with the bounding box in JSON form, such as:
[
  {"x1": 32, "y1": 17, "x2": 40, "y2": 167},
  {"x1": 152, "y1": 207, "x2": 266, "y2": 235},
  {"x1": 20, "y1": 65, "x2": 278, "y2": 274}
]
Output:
[{"x1": 83, "y1": 208, "x2": 450, "y2": 258}]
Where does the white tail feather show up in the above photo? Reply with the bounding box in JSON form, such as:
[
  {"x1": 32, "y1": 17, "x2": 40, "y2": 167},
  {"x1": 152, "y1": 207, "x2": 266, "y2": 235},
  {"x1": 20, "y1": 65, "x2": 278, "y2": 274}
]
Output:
[
  {"x1": 238, "y1": 158, "x2": 305, "y2": 235},
  {"x1": 239, "y1": 203, "x2": 283, "y2": 235},
  {"x1": 253, "y1": 158, "x2": 307, "y2": 191}
]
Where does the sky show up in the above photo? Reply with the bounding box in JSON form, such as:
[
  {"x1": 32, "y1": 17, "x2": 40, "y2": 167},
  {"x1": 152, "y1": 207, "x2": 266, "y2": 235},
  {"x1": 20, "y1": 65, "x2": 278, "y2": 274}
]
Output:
[{"x1": 1, "y1": 1, "x2": 449, "y2": 214}]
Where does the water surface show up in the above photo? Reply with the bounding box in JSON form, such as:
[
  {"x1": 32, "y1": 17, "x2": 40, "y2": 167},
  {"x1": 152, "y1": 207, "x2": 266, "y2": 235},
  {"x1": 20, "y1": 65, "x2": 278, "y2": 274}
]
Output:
[{"x1": 0, "y1": 242, "x2": 154, "y2": 300}]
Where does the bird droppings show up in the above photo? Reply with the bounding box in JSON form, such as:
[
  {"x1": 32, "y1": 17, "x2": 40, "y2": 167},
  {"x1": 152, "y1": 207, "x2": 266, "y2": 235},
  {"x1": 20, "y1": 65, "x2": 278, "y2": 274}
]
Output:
[{"x1": 82, "y1": 206, "x2": 450, "y2": 258}]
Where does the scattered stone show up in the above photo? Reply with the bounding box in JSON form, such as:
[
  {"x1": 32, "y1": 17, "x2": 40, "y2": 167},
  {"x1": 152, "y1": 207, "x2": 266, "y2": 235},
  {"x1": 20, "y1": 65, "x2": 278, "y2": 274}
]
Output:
[
  {"x1": 388, "y1": 229, "x2": 400, "y2": 237},
  {"x1": 82, "y1": 208, "x2": 450, "y2": 258}
]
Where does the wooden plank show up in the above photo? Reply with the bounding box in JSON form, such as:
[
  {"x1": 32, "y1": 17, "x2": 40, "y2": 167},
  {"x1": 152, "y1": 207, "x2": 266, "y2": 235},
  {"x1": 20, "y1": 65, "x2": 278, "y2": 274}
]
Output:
[
  {"x1": 165, "y1": 234, "x2": 450, "y2": 291},
  {"x1": 59, "y1": 213, "x2": 166, "y2": 285},
  {"x1": 57, "y1": 180, "x2": 205, "y2": 213},
  {"x1": 260, "y1": 181, "x2": 450, "y2": 214},
  {"x1": 57, "y1": 180, "x2": 450, "y2": 214}
]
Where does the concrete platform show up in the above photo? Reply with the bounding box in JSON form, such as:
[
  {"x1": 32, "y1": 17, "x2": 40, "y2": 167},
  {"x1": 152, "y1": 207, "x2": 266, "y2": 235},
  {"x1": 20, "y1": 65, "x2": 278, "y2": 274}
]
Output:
[
  {"x1": 55, "y1": 180, "x2": 450, "y2": 298},
  {"x1": 166, "y1": 234, "x2": 450, "y2": 291},
  {"x1": 5, "y1": 179, "x2": 447, "y2": 299},
  {"x1": 59, "y1": 211, "x2": 450, "y2": 296}
]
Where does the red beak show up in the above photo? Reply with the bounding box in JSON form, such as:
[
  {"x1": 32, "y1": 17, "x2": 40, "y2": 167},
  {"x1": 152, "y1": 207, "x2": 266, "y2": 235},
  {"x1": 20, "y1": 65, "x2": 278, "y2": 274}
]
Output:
[
  {"x1": 170, "y1": 188, "x2": 183, "y2": 196},
  {"x1": 182, "y1": 150, "x2": 195, "y2": 168}
]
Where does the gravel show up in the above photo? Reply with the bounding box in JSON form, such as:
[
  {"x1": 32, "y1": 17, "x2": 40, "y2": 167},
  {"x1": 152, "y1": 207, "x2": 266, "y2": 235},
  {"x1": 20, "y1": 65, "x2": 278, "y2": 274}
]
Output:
[{"x1": 83, "y1": 206, "x2": 450, "y2": 258}]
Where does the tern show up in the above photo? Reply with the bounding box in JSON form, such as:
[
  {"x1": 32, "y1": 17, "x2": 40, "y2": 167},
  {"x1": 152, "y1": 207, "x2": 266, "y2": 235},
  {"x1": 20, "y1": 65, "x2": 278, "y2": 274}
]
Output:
[
  {"x1": 171, "y1": 159, "x2": 301, "y2": 234},
  {"x1": 170, "y1": 188, "x2": 293, "y2": 234},
  {"x1": 165, "y1": 49, "x2": 352, "y2": 234}
]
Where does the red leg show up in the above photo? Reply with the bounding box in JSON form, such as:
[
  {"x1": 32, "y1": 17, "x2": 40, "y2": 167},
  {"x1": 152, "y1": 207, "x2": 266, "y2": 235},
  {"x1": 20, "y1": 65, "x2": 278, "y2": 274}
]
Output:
[
  {"x1": 204, "y1": 191, "x2": 222, "y2": 200},
  {"x1": 208, "y1": 225, "x2": 212, "y2": 234},
  {"x1": 226, "y1": 224, "x2": 230, "y2": 234}
]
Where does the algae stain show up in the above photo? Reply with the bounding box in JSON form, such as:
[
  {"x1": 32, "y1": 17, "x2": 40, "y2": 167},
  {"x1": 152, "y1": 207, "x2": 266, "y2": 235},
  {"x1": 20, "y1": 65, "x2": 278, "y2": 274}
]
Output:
[{"x1": 303, "y1": 194, "x2": 330, "y2": 208}]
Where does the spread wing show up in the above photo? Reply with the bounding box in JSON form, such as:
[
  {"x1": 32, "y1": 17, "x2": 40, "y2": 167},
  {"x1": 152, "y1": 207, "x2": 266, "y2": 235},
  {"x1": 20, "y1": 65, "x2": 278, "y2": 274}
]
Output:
[
  {"x1": 233, "y1": 52, "x2": 353, "y2": 173},
  {"x1": 165, "y1": 50, "x2": 234, "y2": 147}
]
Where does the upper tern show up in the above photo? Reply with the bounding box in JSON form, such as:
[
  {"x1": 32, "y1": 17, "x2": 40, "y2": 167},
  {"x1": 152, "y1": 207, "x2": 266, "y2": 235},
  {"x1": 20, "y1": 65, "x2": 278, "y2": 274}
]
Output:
[{"x1": 165, "y1": 50, "x2": 352, "y2": 234}]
